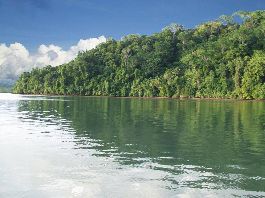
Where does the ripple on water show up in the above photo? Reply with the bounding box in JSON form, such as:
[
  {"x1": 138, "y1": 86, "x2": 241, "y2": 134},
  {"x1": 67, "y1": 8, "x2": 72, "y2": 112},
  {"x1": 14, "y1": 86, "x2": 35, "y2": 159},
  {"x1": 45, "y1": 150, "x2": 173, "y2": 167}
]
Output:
[{"x1": 1, "y1": 94, "x2": 265, "y2": 197}]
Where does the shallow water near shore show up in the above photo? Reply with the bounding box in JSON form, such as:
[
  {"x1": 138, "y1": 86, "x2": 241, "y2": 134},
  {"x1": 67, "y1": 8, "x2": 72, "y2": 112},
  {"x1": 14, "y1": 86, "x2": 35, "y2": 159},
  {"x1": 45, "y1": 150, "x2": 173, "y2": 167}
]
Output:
[{"x1": 0, "y1": 93, "x2": 265, "y2": 197}]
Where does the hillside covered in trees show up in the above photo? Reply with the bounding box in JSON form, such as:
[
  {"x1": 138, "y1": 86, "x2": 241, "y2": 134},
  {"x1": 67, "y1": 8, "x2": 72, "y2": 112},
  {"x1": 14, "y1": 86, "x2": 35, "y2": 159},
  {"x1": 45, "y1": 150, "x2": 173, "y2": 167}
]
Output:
[{"x1": 13, "y1": 11, "x2": 265, "y2": 99}]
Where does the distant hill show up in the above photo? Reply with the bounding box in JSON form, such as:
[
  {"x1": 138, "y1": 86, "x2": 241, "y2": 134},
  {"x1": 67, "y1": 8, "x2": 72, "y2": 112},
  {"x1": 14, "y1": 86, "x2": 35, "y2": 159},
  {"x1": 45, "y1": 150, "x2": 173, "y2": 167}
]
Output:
[
  {"x1": 13, "y1": 11, "x2": 265, "y2": 99},
  {"x1": 0, "y1": 86, "x2": 12, "y2": 93},
  {"x1": 0, "y1": 80, "x2": 13, "y2": 93}
]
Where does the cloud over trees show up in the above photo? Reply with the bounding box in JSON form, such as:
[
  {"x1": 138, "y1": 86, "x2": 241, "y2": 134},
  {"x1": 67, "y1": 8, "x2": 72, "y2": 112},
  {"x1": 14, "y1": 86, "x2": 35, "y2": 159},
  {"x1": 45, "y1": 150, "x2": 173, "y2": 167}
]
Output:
[{"x1": 0, "y1": 36, "x2": 106, "y2": 85}]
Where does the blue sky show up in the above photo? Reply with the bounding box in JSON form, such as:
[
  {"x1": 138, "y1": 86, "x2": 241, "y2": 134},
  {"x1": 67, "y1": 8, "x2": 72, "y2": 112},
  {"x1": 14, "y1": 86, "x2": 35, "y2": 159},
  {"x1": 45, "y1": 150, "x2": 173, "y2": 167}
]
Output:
[{"x1": 0, "y1": 0, "x2": 265, "y2": 50}]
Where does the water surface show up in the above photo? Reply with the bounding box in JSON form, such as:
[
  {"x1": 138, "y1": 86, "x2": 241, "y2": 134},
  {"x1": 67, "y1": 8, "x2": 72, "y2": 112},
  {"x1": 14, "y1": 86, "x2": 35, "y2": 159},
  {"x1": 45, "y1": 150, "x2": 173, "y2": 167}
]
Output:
[{"x1": 0, "y1": 93, "x2": 265, "y2": 197}]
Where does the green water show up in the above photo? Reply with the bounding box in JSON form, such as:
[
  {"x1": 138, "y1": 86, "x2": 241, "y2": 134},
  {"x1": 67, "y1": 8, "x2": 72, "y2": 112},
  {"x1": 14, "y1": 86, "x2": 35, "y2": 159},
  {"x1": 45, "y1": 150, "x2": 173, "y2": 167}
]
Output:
[{"x1": 0, "y1": 93, "x2": 265, "y2": 197}]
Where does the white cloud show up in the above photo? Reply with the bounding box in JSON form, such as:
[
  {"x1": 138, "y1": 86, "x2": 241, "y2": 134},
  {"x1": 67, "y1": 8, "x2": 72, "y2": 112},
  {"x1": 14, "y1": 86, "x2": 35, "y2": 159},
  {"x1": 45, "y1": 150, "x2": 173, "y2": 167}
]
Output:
[{"x1": 0, "y1": 36, "x2": 106, "y2": 85}]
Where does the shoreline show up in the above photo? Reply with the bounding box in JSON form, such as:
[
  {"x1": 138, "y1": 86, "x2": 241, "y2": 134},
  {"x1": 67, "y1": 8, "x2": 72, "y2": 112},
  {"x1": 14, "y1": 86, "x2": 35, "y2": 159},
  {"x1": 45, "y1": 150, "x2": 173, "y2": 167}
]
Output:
[{"x1": 6, "y1": 92, "x2": 265, "y2": 102}]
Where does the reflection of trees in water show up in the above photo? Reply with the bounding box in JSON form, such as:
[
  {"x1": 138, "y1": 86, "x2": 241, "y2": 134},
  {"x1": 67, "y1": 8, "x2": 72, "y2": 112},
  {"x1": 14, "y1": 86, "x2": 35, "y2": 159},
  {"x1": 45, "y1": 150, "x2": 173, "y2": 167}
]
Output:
[{"x1": 18, "y1": 98, "x2": 265, "y2": 179}]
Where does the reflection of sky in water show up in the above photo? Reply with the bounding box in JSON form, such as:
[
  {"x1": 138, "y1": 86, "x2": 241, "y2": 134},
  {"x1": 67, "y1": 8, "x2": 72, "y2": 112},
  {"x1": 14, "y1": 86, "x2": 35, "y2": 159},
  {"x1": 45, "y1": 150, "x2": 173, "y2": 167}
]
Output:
[{"x1": 0, "y1": 93, "x2": 265, "y2": 197}]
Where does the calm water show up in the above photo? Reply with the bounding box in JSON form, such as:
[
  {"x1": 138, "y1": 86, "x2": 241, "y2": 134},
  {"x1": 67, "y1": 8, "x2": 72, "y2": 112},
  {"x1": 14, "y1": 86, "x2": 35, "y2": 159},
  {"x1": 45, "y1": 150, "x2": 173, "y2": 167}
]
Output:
[{"x1": 0, "y1": 93, "x2": 265, "y2": 197}]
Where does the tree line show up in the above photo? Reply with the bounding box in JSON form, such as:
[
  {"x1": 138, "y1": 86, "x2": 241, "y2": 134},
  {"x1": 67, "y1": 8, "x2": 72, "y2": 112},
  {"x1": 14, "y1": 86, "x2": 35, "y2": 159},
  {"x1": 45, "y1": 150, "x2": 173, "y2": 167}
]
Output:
[{"x1": 13, "y1": 11, "x2": 265, "y2": 99}]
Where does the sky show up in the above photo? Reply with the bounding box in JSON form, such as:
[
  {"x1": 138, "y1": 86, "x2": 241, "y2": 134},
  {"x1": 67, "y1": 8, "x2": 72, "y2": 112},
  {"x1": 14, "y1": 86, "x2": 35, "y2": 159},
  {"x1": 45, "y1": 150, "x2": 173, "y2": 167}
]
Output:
[{"x1": 0, "y1": 0, "x2": 265, "y2": 84}]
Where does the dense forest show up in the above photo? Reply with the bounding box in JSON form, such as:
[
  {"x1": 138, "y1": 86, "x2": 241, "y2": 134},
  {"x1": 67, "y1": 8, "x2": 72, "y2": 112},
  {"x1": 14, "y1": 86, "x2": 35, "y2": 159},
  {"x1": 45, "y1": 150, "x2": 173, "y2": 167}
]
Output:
[{"x1": 13, "y1": 11, "x2": 265, "y2": 99}]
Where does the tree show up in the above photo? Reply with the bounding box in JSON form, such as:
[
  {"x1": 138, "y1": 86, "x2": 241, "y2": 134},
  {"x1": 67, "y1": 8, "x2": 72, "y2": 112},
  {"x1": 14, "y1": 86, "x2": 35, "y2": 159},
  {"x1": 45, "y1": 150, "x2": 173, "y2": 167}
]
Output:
[{"x1": 242, "y1": 51, "x2": 265, "y2": 99}]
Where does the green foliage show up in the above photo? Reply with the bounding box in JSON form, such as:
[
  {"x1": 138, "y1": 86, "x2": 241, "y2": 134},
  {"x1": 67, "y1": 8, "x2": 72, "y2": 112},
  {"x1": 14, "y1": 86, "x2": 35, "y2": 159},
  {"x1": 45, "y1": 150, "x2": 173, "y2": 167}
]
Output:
[
  {"x1": 13, "y1": 11, "x2": 265, "y2": 99},
  {"x1": 242, "y1": 51, "x2": 265, "y2": 99}
]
